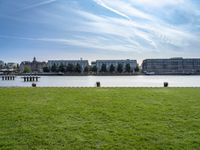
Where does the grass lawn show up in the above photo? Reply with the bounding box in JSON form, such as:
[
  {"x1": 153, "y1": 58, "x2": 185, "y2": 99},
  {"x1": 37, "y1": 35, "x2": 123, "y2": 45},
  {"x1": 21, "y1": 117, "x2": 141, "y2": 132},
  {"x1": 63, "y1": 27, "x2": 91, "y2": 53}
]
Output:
[{"x1": 0, "y1": 88, "x2": 200, "y2": 150}]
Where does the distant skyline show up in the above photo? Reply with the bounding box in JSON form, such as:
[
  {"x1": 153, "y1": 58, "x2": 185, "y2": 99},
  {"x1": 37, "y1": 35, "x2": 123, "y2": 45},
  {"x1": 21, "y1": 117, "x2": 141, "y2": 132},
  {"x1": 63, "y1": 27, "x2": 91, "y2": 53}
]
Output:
[{"x1": 0, "y1": 0, "x2": 200, "y2": 63}]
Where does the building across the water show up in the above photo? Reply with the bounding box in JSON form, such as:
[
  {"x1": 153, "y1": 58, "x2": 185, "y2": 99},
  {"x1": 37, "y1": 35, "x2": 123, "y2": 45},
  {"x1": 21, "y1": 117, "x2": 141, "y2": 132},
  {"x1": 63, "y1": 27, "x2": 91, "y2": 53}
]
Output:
[
  {"x1": 142, "y1": 58, "x2": 200, "y2": 75},
  {"x1": 6, "y1": 63, "x2": 18, "y2": 69},
  {"x1": 20, "y1": 57, "x2": 47, "y2": 73},
  {"x1": 92, "y1": 59, "x2": 137, "y2": 74},
  {"x1": 0, "y1": 60, "x2": 4, "y2": 69},
  {"x1": 47, "y1": 59, "x2": 89, "y2": 73}
]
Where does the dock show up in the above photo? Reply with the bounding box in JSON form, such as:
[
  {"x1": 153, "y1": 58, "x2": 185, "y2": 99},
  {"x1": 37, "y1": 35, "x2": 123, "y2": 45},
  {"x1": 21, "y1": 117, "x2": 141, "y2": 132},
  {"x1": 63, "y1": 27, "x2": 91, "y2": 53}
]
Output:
[
  {"x1": 21, "y1": 76, "x2": 40, "y2": 82},
  {"x1": 1, "y1": 75, "x2": 15, "y2": 81}
]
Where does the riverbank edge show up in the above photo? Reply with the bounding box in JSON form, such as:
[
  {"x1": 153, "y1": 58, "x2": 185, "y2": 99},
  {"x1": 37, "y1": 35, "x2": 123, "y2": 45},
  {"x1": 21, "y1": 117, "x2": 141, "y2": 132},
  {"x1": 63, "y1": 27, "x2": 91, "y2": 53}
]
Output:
[
  {"x1": 0, "y1": 87, "x2": 200, "y2": 88},
  {"x1": 4, "y1": 73, "x2": 200, "y2": 76}
]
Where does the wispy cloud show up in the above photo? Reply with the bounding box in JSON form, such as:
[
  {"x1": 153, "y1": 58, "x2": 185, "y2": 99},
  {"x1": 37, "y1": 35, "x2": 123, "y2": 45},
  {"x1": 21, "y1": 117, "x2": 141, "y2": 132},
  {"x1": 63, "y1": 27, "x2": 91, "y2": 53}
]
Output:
[
  {"x1": 93, "y1": 0, "x2": 154, "y2": 20},
  {"x1": 0, "y1": 0, "x2": 199, "y2": 61},
  {"x1": 0, "y1": 35, "x2": 140, "y2": 52},
  {"x1": 20, "y1": 0, "x2": 57, "y2": 11},
  {"x1": 132, "y1": 0, "x2": 184, "y2": 7},
  {"x1": 73, "y1": 5, "x2": 199, "y2": 52}
]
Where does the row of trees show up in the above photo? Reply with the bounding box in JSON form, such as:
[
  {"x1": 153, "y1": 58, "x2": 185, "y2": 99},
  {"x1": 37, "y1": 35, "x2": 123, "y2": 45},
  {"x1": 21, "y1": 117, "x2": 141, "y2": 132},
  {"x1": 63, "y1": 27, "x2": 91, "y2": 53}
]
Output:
[
  {"x1": 43, "y1": 63, "x2": 89, "y2": 73},
  {"x1": 43, "y1": 63, "x2": 140, "y2": 73},
  {"x1": 98, "y1": 63, "x2": 139, "y2": 73}
]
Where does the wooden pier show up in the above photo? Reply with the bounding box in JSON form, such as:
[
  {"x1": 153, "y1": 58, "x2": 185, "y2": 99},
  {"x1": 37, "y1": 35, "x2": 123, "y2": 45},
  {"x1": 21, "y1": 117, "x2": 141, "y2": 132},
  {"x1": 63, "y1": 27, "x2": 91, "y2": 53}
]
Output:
[
  {"x1": 1, "y1": 75, "x2": 15, "y2": 81},
  {"x1": 21, "y1": 76, "x2": 40, "y2": 82}
]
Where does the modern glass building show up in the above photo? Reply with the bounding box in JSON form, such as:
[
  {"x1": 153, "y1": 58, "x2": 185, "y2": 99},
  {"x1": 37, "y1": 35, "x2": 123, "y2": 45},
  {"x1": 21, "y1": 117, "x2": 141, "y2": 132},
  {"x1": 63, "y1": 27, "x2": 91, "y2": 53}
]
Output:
[{"x1": 142, "y1": 58, "x2": 200, "y2": 75}]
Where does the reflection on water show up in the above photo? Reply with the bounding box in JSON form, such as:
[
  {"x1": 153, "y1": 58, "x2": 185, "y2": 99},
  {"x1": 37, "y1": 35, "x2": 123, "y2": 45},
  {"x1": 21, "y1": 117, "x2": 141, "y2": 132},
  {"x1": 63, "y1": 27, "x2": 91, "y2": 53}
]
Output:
[{"x1": 0, "y1": 76, "x2": 200, "y2": 87}]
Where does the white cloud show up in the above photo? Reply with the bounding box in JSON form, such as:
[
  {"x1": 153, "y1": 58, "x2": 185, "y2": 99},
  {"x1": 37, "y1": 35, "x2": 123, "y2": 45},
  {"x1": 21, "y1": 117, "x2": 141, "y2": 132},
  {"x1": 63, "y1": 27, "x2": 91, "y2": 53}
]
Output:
[
  {"x1": 20, "y1": 0, "x2": 57, "y2": 10},
  {"x1": 1, "y1": 0, "x2": 199, "y2": 57},
  {"x1": 74, "y1": 8, "x2": 198, "y2": 51},
  {"x1": 93, "y1": 0, "x2": 154, "y2": 20},
  {"x1": 132, "y1": 0, "x2": 184, "y2": 7}
]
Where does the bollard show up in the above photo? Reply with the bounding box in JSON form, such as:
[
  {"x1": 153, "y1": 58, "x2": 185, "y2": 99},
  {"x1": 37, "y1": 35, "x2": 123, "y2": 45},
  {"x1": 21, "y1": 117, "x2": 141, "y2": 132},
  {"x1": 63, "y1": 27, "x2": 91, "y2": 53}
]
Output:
[
  {"x1": 164, "y1": 82, "x2": 168, "y2": 87},
  {"x1": 32, "y1": 83, "x2": 37, "y2": 87},
  {"x1": 96, "y1": 82, "x2": 101, "y2": 87}
]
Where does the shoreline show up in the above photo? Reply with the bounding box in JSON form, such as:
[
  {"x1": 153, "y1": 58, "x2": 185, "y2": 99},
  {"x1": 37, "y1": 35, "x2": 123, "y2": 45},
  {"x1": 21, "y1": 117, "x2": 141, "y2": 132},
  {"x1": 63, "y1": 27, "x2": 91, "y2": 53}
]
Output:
[{"x1": 2, "y1": 73, "x2": 200, "y2": 76}]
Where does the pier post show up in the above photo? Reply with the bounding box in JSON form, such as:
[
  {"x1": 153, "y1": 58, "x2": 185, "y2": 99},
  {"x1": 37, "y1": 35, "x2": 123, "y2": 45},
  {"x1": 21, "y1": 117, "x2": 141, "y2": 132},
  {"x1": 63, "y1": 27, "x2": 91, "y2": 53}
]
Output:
[
  {"x1": 96, "y1": 82, "x2": 101, "y2": 87},
  {"x1": 164, "y1": 82, "x2": 168, "y2": 87},
  {"x1": 22, "y1": 76, "x2": 40, "y2": 82}
]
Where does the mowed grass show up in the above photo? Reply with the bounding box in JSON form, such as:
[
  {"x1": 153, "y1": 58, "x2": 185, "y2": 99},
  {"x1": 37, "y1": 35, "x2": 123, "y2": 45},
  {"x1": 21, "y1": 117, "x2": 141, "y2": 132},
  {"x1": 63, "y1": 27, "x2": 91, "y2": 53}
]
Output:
[{"x1": 0, "y1": 88, "x2": 200, "y2": 150}]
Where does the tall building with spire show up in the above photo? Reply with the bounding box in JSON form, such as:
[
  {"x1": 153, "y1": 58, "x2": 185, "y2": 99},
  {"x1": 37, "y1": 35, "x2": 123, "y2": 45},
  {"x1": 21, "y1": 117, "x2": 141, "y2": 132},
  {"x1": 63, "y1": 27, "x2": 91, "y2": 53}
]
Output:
[{"x1": 20, "y1": 57, "x2": 47, "y2": 73}]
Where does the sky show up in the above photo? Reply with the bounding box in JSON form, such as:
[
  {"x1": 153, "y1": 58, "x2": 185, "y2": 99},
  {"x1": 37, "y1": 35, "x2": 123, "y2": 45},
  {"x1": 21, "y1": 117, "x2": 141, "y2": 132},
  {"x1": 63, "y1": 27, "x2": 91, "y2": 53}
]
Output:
[{"x1": 0, "y1": 0, "x2": 200, "y2": 64}]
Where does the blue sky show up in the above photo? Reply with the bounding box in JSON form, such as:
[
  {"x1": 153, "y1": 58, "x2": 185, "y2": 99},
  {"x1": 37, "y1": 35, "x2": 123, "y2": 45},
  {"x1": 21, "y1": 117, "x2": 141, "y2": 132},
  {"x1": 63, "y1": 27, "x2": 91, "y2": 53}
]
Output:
[{"x1": 0, "y1": 0, "x2": 200, "y2": 63}]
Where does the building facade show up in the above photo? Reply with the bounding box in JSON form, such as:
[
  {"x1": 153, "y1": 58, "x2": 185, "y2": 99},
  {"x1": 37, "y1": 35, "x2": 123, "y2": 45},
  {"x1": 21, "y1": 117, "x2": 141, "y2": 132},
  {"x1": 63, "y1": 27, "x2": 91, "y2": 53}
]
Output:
[
  {"x1": 6, "y1": 63, "x2": 18, "y2": 69},
  {"x1": 0, "y1": 60, "x2": 4, "y2": 69},
  {"x1": 20, "y1": 57, "x2": 47, "y2": 73},
  {"x1": 92, "y1": 59, "x2": 137, "y2": 73},
  {"x1": 47, "y1": 59, "x2": 89, "y2": 73},
  {"x1": 142, "y1": 58, "x2": 200, "y2": 75}
]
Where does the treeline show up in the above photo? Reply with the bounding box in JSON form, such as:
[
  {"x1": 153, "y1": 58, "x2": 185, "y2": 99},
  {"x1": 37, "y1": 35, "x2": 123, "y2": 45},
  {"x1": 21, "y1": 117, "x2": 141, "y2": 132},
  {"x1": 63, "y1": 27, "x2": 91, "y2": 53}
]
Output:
[
  {"x1": 43, "y1": 63, "x2": 139, "y2": 73},
  {"x1": 43, "y1": 63, "x2": 89, "y2": 73}
]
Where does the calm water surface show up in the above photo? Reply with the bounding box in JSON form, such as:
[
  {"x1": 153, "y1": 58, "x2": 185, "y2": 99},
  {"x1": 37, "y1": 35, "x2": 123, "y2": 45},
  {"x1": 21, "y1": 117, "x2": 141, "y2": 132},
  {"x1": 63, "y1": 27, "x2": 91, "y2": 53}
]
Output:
[{"x1": 1, "y1": 76, "x2": 200, "y2": 87}]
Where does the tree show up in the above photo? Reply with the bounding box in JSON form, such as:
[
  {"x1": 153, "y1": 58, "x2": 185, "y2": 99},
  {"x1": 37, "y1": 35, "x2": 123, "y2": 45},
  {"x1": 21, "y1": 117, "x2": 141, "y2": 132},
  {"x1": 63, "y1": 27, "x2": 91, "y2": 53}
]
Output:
[
  {"x1": 75, "y1": 64, "x2": 82, "y2": 73},
  {"x1": 58, "y1": 64, "x2": 65, "y2": 72},
  {"x1": 43, "y1": 67, "x2": 50, "y2": 72},
  {"x1": 109, "y1": 64, "x2": 115, "y2": 73},
  {"x1": 135, "y1": 64, "x2": 140, "y2": 72},
  {"x1": 16, "y1": 64, "x2": 20, "y2": 71},
  {"x1": 125, "y1": 63, "x2": 131, "y2": 73},
  {"x1": 24, "y1": 66, "x2": 31, "y2": 73},
  {"x1": 66, "y1": 64, "x2": 74, "y2": 72},
  {"x1": 84, "y1": 66, "x2": 89, "y2": 73},
  {"x1": 100, "y1": 64, "x2": 107, "y2": 72},
  {"x1": 117, "y1": 64, "x2": 123, "y2": 73},
  {"x1": 92, "y1": 66, "x2": 97, "y2": 72},
  {"x1": 51, "y1": 63, "x2": 57, "y2": 72}
]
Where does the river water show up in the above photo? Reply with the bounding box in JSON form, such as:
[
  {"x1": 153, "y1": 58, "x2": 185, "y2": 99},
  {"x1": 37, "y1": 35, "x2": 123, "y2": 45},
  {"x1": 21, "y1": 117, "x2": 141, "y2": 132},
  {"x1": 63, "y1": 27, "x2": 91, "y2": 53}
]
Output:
[{"x1": 0, "y1": 76, "x2": 200, "y2": 87}]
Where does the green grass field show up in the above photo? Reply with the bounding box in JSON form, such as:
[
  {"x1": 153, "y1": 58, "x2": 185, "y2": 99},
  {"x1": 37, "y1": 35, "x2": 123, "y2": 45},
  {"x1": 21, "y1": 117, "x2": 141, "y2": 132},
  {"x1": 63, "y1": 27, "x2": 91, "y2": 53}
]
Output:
[{"x1": 0, "y1": 88, "x2": 200, "y2": 150}]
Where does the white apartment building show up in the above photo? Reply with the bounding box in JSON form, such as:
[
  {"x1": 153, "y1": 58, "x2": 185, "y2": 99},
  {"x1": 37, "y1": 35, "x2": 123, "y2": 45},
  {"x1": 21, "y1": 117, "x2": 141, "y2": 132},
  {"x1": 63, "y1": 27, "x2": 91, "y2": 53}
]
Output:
[
  {"x1": 92, "y1": 59, "x2": 137, "y2": 73},
  {"x1": 48, "y1": 59, "x2": 89, "y2": 73}
]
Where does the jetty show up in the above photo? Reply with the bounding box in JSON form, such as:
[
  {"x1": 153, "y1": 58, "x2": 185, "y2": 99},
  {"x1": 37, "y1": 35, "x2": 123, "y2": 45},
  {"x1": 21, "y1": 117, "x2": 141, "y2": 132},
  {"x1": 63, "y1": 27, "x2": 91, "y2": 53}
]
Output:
[
  {"x1": 21, "y1": 76, "x2": 40, "y2": 82},
  {"x1": 1, "y1": 75, "x2": 15, "y2": 81}
]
